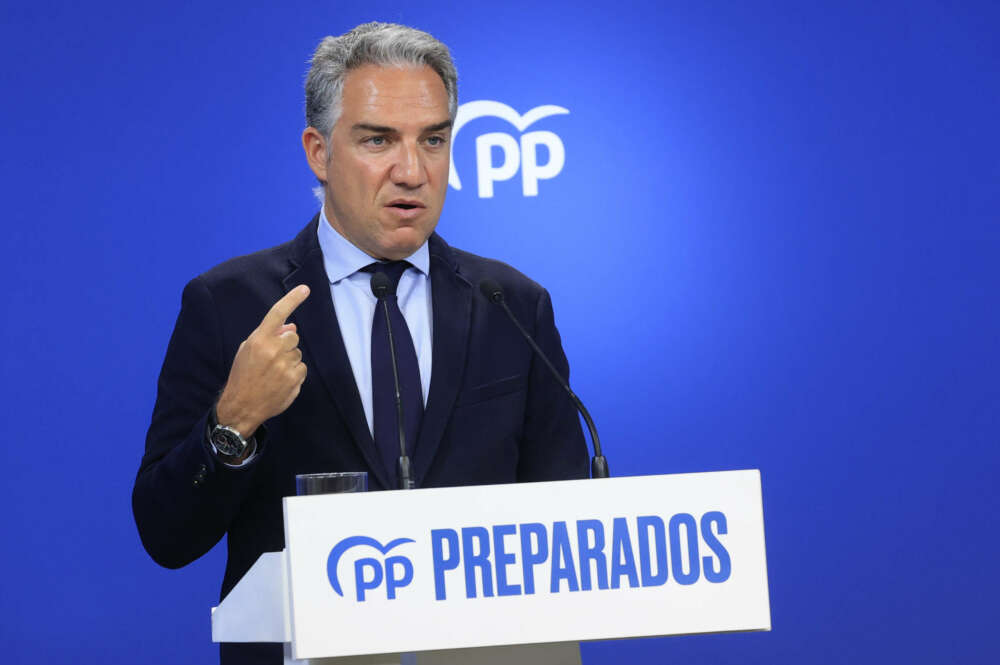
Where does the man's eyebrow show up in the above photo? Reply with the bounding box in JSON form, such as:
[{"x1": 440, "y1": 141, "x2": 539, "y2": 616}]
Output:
[
  {"x1": 352, "y1": 123, "x2": 396, "y2": 133},
  {"x1": 350, "y1": 120, "x2": 453, "y2": 133},
  {"x1": 423, "y1": 120, "x2": 453, "y2": 132}
]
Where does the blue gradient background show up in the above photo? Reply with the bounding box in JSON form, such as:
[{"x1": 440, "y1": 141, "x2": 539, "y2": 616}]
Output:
[{"x1": 1, "y1": 1, "x2": 997, "y2": 663}]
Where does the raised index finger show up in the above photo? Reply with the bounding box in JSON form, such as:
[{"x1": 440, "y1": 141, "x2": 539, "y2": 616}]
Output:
[{"x1": 261, "y1": 285, "x2": 310, "y2": 332}]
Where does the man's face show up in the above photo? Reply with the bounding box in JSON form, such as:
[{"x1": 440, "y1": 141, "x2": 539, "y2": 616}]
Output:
[{"x1": 304, "y1": 64, "x2": 452, "y2": 261}]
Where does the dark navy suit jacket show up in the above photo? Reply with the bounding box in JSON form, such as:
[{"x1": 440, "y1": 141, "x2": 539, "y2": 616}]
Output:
[{"x1": 132, "y1": 217, "x2": 588, "y2": 663}]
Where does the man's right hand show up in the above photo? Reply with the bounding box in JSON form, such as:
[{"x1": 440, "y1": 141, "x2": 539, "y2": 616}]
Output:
[{"x1": 216, "y1": 285, "x2": 311, "y2": 437}]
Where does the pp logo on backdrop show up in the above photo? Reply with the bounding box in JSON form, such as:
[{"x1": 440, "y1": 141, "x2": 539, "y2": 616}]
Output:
[
  {"x1": 449, "y1": 100, "x2": 569, "y2": 198},
  {"x1": 327, "y1": 535, "x2": 415, "y2": 601}
]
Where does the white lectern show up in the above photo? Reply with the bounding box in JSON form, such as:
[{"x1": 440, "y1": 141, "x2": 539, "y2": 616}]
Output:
[{"x1": 212, "y1": 471, "x2": 770, "y2": 664}]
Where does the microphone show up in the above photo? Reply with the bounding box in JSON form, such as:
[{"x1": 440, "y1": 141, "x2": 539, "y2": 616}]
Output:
[
  {"x1": 369, "y1": 271, "x2": 414, "y2": 490},
  {"x1": 478, "y1": 279, "x2": 609, "y2": 479}
]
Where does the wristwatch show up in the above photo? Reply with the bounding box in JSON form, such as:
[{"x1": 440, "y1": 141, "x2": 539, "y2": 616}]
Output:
[{"x1": 208, "y1": 407, "x2": 250, "y2": 458}]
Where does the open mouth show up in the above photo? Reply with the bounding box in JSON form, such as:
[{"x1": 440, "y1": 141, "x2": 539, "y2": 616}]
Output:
[{"x1": 387, "y1": 200, "x2": 424, "y2": 211}]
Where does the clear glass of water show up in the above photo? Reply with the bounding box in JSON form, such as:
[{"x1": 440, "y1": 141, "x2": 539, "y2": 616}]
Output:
[{"x1": 295, "y1": 471, "x2": 368, "y2": 495}]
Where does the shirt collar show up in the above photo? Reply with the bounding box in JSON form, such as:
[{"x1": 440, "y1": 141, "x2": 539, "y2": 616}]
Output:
[{"x1": 317, "y1": 206, "x2": 431, "y2": 284}]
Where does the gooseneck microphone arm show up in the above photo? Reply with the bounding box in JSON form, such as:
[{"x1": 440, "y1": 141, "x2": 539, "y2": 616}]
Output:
[
  {"x1": 370, "y1": 271, "x2": 414, "y2": 490},
  {"x1": 478, "y1": 279, "x2": 609, "y2": 479}
]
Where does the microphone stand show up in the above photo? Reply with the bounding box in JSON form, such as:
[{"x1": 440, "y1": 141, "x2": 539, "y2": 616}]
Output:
[
  {"x1": 480, "y1": 279, "x2": 609, "y2": 478},
  {"x1": 371, "y1": 272, "x2": 415, "y2": 490}
]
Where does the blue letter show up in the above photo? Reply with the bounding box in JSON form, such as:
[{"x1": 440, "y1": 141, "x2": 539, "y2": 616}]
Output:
[
  {"x1": 637, "y1": 516, "x2": 668, "y2": 586},
  {"x1": 384, "y1": 555, "x2": 414, "y2": 599},
  {"x1": 354, "y1": 558, "x2": 382, "y2": 601},
  {"x1": 576, "y1": 520, "x2": 609, "y2": 591},
  {"x1": 493, "y1": 524, "x2": 521, "y2": 596},
  {"x1": 431, "y1": 529, "x2": 459, "y2": 601},
  {"x1": 520, "y1": 522, "x2": 548, "y2": 595},
  {"x1": 610, "y1": 517, "x2": 639, "y2": 589},
  {"x1": 669, "y1": 513, "x2": 700, "y2": 585},
  {"x1": 700, "y1": 511, "x2": 731, "y2": 583},
  {"x1": 462, "y1": 527, "x2": 494, "y2": 598},
  {"x1": 550, "y1": 521, "x2": 580, "y2": 593}
]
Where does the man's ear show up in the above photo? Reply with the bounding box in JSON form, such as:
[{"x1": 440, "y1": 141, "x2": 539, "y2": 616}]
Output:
[{"x1": 302, "y1": 127, "x2": 329, "y2": 182}]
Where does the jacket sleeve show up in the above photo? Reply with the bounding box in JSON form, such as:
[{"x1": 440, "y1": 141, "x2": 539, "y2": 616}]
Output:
[
  {"x1": 132, "y1": 276, "x2": 264, "y2": 569},
  {"x1": 516, "y1": 287, "x2": 590, "y2": 482}
]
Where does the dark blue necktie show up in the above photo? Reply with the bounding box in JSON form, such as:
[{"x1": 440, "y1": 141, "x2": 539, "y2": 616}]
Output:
[{"x1": 363, "y1": 261, "x2": 423, "y2": 488}]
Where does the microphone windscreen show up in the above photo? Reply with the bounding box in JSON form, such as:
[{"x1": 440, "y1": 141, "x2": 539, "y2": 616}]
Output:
[
  {"x1": 370, "y1": 271, "x2": 392, "y2": 299},
  {"x1": 479, "y1": 278, "x2": 504, "y2": 304}
]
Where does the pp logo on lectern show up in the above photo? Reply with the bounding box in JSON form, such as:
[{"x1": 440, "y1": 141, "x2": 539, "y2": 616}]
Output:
[
  {"x1": 325, "y1": 512, "x2": 733, "y2": 605},
  {"x1": 449, "y1": 100, "x2": 569, "y2": 198},
  {"x1": 327, "y1": 535, "x2": 415, "y2": 601}
]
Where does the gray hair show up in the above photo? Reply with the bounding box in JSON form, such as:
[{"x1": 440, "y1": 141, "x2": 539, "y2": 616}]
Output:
[{"x1": 305, "y1": 22, "x2": 459, "y2": 139}]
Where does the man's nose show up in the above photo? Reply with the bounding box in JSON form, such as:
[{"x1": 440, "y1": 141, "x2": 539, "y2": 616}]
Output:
[{"x1": 390, "y1": 141, "x2": 426, "y2": 188}]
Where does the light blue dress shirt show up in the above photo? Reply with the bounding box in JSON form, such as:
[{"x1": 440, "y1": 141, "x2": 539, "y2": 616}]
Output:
[{"x1": 317, "y1": 207, "x2": 433, "y2": 437}]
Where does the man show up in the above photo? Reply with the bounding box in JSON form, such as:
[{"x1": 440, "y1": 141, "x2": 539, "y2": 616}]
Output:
[{"x1": 133, "y1": 22, "x2": 588, "y2": 664}]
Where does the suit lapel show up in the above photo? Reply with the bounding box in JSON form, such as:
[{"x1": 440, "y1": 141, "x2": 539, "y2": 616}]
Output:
[
  {"x1": 414, "y1": 234, "x2": 472, "y2": 485},
  {"x1": 282, "y1": 218, "x2": 391, "y2": 490}
]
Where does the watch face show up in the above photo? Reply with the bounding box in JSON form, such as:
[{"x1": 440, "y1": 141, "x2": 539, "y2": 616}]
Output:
[{"x1": 211, "y1": 427, "x2": 244, "y2": 457}]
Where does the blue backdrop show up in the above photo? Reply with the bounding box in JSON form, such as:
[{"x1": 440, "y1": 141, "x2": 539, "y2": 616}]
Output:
[{"x1": 2, "y1": 1, "x2": 998, "y2": 663}]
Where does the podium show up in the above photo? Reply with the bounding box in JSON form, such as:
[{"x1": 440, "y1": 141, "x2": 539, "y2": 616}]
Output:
[{"x1": 212, "y1": 471, "x2": 771, "y2": 664}]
